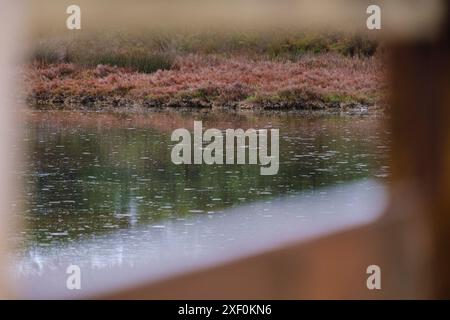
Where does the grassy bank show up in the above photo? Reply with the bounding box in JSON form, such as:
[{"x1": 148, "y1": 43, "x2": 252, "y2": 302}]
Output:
[
  {"x1": 24, "y1": 32, "x2": 385, "y2": 111},
  {"x1": 25, "y1": 53, "x2": 385, "y2": 111}
]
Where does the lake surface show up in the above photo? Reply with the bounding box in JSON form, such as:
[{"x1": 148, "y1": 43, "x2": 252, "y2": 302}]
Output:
[{"x1": 13, "y1": 110, "x2": 390, "y2": 279}]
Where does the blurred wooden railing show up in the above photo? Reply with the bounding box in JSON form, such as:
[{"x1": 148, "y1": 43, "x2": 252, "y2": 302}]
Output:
[
  {"x1": 0, "y1": 1, "x2": 23, "y2": 299},
  {"x1": 389, "y1": 23, "x2": 450, "y2": 297},
  {"x1": 28, "y1": 0, "x2": 444, "y2": 41}
]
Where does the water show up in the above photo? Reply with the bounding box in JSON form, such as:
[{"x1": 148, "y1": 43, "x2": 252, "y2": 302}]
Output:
[{"x1": 14, "y1": 110, "x2": 390, "y2": 282}]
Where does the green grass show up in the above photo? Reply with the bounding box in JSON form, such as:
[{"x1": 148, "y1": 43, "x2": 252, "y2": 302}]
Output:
[
  {"x1": 78, "y1": 50, "x2": 174, "y2": 73},
  {"x1": 31, "y1": 43, "x2": 64, "y2": 65},
  {"x1": 30, "y1": 35, "x2": 176, "y2": 73},
  {"x1": 29, "y1": 30, "x2": 379, "y2": 72}
]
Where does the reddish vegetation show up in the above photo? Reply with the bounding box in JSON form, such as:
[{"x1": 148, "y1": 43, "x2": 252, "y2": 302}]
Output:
[{"x1": 23, "y1": 54, "x2": 386, "y2": 110}]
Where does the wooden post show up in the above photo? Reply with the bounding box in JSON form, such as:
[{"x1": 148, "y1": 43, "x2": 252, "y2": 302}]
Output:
[
  {"x1": 389, "y1": 3, "x2": 450, "y2": 298},
  {"x1": 0, "y1": 2, "x2": 22, "y2": 299}
]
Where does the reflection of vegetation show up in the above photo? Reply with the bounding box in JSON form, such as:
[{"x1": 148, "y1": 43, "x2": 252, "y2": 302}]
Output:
[{"x1": 21, "y1": 112, "x2": 389, "y2": 247}]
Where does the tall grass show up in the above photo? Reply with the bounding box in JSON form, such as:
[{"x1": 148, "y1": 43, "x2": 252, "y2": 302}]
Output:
[
  {"x1": 29, "y1": 31, "x2": 378, "y2": 72},
  {"x1": 30, "y1": 46, "x2": 175, "y2": 74},
  {"x1": 31, "y1": 42, "x2": 66, "y2": 65},
  {"x1": 29, "y1": 34, "x2": 176, "y2": 73},
  {"x1": 77, "y1": 50, "x2": 174, "y2": 74}
]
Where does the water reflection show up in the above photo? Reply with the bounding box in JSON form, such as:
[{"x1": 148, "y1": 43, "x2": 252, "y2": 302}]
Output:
[
  {"x1": 18, "y1": 180, "x2": 386, "y2": 298},
  {"x1": 17, "y1": 110, "x2": 389, "y2": 252}
]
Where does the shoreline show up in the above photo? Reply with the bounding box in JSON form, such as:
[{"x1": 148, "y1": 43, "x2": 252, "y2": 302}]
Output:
[
  {"x1": 27, "y1": 95, "x2": 385, "y2": 115},
  {"x1": 25, "y1": 103, "x2": 387, "y2": 119}
]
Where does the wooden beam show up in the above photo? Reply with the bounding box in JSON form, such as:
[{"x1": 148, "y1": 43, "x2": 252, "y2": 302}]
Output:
[{"x1": 389, "y1": 3, "x2": 450, "y2": 297}]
